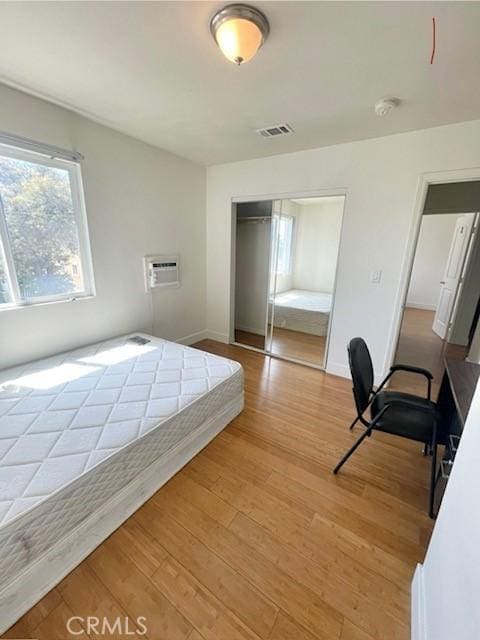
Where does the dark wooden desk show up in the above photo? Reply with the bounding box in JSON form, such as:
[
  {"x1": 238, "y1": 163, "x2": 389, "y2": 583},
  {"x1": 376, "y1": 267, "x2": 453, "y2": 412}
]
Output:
[
  {"x1": 434, "y1": 357, "x2": 480, "y2": 514},
  {"x1": 442, "y1": 357, "x2": 480, "y2": 427}
]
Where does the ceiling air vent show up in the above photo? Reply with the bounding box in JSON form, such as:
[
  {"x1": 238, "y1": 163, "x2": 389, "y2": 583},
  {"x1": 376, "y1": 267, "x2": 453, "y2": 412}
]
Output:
[{"x1": 256, "y1": 123, "x2": 294, "y2": 138}]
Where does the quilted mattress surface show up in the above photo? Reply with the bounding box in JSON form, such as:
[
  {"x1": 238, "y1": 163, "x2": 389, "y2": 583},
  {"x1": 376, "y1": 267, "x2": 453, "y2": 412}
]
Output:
[
  {"x1": 0, "y1": 334, "x2": 243, "y2": 584},
  {"x1": 268, "y1": 290, "x2": 331, "y2": 336},
  {"x1": 271, "y1": 289, "x2": 332, "y2": 313}
]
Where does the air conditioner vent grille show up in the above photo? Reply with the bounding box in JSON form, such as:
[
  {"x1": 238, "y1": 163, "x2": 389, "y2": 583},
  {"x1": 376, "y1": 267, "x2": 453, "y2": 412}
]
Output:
[{"x1": 256, "y1": 123, "x2": 294, "y2": 138}]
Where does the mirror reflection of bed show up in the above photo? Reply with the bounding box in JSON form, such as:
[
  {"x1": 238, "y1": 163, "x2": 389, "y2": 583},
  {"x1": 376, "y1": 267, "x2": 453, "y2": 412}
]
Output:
[{"x1": 269, "y1": 289, "x2": 331, "y2": 366}]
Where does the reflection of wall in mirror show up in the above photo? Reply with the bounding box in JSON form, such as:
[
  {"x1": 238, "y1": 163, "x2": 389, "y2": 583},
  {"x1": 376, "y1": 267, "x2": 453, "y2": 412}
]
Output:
[{"x1": 291, "y1": 199, "x2": 344, "y2": 294}]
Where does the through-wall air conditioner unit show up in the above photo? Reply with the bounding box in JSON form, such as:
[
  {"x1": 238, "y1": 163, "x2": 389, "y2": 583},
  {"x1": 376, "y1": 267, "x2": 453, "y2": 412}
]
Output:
[{"x1": 144, "y1": 255, "x2": 180, "y2": 291}]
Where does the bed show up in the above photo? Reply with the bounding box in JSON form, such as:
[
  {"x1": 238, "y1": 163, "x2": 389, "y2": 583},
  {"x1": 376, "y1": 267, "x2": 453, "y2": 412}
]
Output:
[
  {"x1": 269, "y1": 289, "x2": 332, "y2": 336},
  {"x1": 0, "y1": 334, "x2": 243, "y2": 633}
]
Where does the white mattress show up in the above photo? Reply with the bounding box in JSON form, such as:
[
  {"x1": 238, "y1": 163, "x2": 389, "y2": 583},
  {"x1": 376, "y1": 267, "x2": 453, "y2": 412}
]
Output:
[
  {"x1": 272, "y1": 289, "x2": 332, "y2": 313},
  {"x1": 270, "y1": 289, "x2": 332, "y2": 336},
  {"x1": 0, "y1": 334, "x2": 243, "y2": 585}
]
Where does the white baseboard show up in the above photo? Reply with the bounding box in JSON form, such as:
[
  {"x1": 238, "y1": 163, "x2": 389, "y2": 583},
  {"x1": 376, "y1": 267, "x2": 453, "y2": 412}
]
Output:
[
  {"x1": 412, "y1": 563, "x2": 427, "y2": 640},
  {"x1": 0, "y1": 396, "x2": 244, "y2": 635},
  {"x1": 406, "y1": 303, "x2": 437, "y2": 311},
  {"x1": 205, "y1": 330, "x2": 230, "y2": 344},
  {"x1": 235, "y1": 324, "x2": 265, "y2": 336},
  {"x1": 326, "y1": 360, "x2": 383, "y2": 386},
  {"x1": 176, "y1": 330, "x2": 208, "y2": 345},
  {"x1": 325, "y1": 360, "x2": 351, "y2": 380}
]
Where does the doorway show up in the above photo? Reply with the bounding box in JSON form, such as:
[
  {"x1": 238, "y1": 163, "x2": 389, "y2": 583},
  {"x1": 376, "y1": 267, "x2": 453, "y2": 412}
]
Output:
[
  {"x1": 393, "y1": 180, "x2": 480, "y2": 395},
  {"x1": 232, "y1": 194, "x2": 345, "y2": 369}
]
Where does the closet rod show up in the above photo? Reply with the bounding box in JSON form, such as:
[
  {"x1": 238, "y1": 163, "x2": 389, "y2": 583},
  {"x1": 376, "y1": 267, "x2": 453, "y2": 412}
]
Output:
[{"x1": 237, "y1": 216, "x2": 271, "y2": 223}]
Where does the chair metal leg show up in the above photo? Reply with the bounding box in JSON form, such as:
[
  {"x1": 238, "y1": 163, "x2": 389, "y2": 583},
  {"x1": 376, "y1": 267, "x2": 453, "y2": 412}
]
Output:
[
  {"x1": 349, "y1": 415, "x2": 360, "y2": 431},
  {"x1": 333, "y1": 427, "x2": 373, "y2": 474},
  {"x1": 429, "y1": 441, "x2": 438, "y2": 519}
]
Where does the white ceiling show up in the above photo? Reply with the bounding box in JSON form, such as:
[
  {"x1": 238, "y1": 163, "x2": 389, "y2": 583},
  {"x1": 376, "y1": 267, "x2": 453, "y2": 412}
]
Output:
[{"x1": 0, "y1": 1, "x2": 479, "y2": 166}]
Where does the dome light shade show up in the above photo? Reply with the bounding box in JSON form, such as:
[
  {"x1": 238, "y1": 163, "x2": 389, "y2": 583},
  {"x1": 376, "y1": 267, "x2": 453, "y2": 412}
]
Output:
[{"x1": 210, "y1": 4, "x2": 269, "y2": 65}]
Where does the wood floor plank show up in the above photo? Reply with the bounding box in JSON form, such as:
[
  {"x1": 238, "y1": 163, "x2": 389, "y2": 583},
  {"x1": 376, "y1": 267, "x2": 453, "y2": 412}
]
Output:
[
  {"x1": 308, "y1": 513, "x2": 414, "y2": 588},
  {"x1": 340, "y1": 619, "x2": 376, "y2": 640},
  {"x1": 197, "y1": 437, "x2": 272, "y2": 485},
  {"x1": 266, "y1": 469, "x2": 423, "y2": 548},
  {"x1": 268, "y1": 610, "x2": 319, "y2": 640},
  {"x1": 133, "y1": 502, "x2": 279, "y2": 639},
  {"x1": 211, "y1": 465, "x2": 416, "y2": 594},
  {"x1": 109, "y1": 516, "x2": 169, "y2": 578},
  {"x1": 32, "y1": 602, "x2": 90, "y2": 639},
  {"x1": 228, "y1": 498, "x2": 412, "y2": 614},
  {"x1": 361, "y1": 484, "x2": 433, "y2": 543},
  {"x1": 87, "y1": 532, "x2": 192, "y2": 640},
  {"x1": 230, "y1": 411, "x2": 430, "y2": 501},
  {"x1": 167, "y1": 471, "x2": 238, "y2": 527},
  {"x1": 182, "y1": 459, "x2": 221, "y2": 489},
  {"x1": 216, "y1": 428, "x2": 365, "y2": 496},
  {"x1": 1, "y1": 589, "x2": 63, "y2": 638},
  {"x1": 148, "y1": 491, "x2": 343, "y2": 640},
  {"x1": 230, "y1": 420, "x2": 431, "y2": 510},
  {"x1": 58, "y1": 564, "x2": 137, "y2": 639},
  {"x1": 152, "y1": 557, "x2": 264, "y2": 640},
  {"x1": 211, "y1": 474, "x2": 315, "y2": 531},
  {"x1": 228, "y1": 512, "x2": 409, "y2": 640}
]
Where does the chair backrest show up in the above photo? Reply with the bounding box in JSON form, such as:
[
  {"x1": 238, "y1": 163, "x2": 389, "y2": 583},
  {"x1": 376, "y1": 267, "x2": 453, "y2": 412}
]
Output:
[{"x1": 348, "y1": 337, "x2": 374, "y2": 415}]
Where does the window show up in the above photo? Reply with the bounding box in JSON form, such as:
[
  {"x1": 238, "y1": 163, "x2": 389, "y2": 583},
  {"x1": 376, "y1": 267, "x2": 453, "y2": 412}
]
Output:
[
  {"x1": 0, "y1": 142, "x2": 94, "y2": 307},
  {"x1": 272, "y1": 214, "x2": 294, "y2": 275}
]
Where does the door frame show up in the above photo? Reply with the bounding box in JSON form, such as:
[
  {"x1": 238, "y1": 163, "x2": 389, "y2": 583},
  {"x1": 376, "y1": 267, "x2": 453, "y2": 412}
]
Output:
[
  {"x1": 229, "y1": 187, "x2": 347, "y2": 370},
  {"x1": 385, "y1": 167, "x2": 480, "y2": 374}
]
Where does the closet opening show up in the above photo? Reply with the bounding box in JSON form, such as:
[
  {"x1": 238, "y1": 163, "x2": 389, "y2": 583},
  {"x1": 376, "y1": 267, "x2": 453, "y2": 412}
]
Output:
[{"x1": 231, "y1": 194, "x2": 345, "y2": 369}]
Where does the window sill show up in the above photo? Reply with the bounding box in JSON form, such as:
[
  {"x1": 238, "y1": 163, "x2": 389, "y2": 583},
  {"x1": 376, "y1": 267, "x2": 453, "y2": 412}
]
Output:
[{"x1": 0, "y1": 294, "x2": 95, "y2": 313}]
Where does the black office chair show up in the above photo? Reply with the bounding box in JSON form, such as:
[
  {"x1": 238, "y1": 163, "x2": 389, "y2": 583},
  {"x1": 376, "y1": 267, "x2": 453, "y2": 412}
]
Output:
[{"x1": 333, "y1": 337, "x2": 442, "y2": 518}]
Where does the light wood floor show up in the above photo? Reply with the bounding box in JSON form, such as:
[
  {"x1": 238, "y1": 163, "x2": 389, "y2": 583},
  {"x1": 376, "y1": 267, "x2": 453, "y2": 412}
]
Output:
[
  {"x1": 3, "y1": 340, "x2": 435, "y2": 640},
  {"x1": 393, "y1": 307, "x2": 467, "y2": 396},
  {"x1": 235, "y1": 328, "x2": 326, "y2": 367}
]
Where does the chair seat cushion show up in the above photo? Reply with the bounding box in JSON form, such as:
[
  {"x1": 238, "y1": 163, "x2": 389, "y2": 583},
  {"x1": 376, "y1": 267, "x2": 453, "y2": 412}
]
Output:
[{"x1": 371, "y1": 390, "x2": 439, "y2": 443}]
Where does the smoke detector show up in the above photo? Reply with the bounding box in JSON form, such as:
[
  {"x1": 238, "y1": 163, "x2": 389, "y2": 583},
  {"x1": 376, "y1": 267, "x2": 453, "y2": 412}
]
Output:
[
  {"x1": 374, "y1": 98, "x2": 400, "y2": 117},
  {"x1": 256, "y1": 123, "x2": 294, "y2": 138}
]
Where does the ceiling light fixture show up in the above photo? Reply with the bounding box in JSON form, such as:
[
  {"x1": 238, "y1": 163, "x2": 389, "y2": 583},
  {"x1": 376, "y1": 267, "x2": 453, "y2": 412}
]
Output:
[{"x1": 210, "y1": 3, "x2": 270, "y2": 66}]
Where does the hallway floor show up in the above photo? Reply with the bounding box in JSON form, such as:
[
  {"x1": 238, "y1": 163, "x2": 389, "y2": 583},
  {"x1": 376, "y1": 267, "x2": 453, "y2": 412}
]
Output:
[{"x1": 393, "y1": 307, "x2": 468, "y2": 396}]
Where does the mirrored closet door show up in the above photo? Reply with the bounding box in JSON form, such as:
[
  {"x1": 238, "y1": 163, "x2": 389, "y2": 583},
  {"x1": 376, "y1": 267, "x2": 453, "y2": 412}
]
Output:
[{"x1": 234, "y1": 195, "x2": 345, "y2": 369}]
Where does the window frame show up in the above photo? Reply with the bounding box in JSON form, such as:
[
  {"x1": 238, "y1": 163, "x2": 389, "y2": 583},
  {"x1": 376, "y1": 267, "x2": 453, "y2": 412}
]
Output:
[
  {"x1": 273, "y1": 213, "x2": 295, "y2": 277},
  {"x1": 0, "y1": 142, "x2": 95, "y2": 309}
]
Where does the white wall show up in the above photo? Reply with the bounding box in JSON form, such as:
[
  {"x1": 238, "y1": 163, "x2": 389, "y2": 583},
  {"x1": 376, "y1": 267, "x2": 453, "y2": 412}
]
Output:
[
  {"x1": 293, "y1": 199, "x2": 344, "y2": 293},
  {"x1": 406, "y1": 214, "x2": 459, "y2": 310},
  {"x1": 206, "y1": 119, "x2": 480, "y2": 379},
  {"x1": 0, "y1": 84, "x2": 206, "y2": 369},
  {"x1": 413, "y1": 377, "x2": 480, "y2": 640}
]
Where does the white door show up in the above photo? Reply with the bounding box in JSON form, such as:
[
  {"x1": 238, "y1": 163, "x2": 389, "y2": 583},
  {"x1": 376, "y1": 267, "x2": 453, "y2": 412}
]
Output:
[{"x1": 432, "y1": 214, "x2": 475, "y2": 339}]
